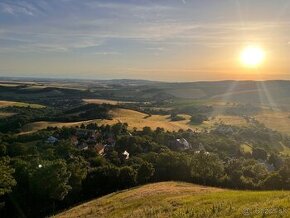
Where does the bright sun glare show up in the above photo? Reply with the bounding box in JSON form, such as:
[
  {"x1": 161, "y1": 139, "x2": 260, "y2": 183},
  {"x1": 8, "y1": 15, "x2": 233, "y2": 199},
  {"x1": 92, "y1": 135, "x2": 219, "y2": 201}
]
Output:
[{"x1": 240, "y1": 46, "x2": 265, "y2": 68}]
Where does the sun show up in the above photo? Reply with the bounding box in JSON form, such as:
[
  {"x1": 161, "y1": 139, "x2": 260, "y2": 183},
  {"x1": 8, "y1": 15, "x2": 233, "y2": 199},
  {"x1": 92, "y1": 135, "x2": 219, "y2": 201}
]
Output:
[{"x1": 240, "y1": 46, "x2": 265, "y2": 68}]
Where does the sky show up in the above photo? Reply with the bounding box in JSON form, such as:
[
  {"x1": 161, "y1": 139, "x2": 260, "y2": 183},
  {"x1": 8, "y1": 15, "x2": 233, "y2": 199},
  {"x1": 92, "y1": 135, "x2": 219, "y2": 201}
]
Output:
[{"x1": 0, "y1": 0, "x2": 290, "y2": 81}]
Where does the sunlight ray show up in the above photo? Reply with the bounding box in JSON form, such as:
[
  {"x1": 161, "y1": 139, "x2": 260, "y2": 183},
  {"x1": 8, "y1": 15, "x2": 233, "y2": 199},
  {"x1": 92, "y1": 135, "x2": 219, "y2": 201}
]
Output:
[{"x1": 209, "y1": 81, "x2": 238, "y2": 120}]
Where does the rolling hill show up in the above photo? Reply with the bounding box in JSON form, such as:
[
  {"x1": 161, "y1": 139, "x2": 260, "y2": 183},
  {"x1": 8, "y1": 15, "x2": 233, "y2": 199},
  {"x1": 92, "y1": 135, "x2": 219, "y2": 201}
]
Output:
[{"x1": 55, "y1": 182, "x2": 290, "y2": 218}]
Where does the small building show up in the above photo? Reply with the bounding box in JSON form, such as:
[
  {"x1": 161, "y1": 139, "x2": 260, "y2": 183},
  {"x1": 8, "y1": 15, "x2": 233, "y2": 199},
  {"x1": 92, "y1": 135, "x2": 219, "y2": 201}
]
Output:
[
  {"x1": 77, "y1": 142, "x2": 88, "y2": 150},
  {"x1": 195, "y1": 150, "x2": 210, "y2": 155},
  {"x1": 171, "y1": 138, "x2": 191, "y2": 150},
  {"x1": 95, "y1": 143, "x2": 105, "y2": 155},
  {"x1": 122, "y1": 150, "x2": 130, "y2": 160},
  {"x1": 46, "y1": 136, "x2": 58, "y2": 144},
  {"x1": 70, "y1": 136, "x2": 79, "y2": 146}
]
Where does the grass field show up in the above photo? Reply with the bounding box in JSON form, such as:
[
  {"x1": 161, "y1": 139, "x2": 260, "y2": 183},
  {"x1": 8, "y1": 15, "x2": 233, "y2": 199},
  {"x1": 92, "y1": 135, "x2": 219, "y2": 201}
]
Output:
[
  {"x1": 21, "y1": 120, "x2": 99, "y2": 133},
  {"x1": 0, "y1": 100, "x2": 45, "y2": 108},
  {"x1": 255, "y1": 110, "x2": 290, "y2": 135},
  {"x1": 55, "y1": 182, "x2": 290, "y2": 218},
  {"x1": 21, "y1": 108, "x2": 249, "y2": 133}
]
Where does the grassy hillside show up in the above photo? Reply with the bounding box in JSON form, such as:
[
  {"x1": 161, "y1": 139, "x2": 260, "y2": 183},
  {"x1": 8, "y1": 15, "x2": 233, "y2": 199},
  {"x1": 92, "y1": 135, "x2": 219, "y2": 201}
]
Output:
[
  {"x1": 0, "y1": 100, "x2": 44, "y2": 108},
  {"x1": 22, "y1": 108, "x2": 248, "y2": 133},
  {"x1": 55, "y1": 182, "x2": 290, "y2": 218}
]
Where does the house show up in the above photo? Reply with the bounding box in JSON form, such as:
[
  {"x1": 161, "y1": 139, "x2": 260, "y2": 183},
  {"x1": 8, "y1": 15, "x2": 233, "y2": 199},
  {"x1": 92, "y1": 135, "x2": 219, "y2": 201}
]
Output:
[
  {"x1": 70, "y1": 136, "x2": 79, "y2": 146},
  {"x1": 77, "y1": 142, "x2": 88, "y2": 150},
  {"x1": 95, "y1": 143, "x2": 105, "y2": 155},
  {"x1": 122, "y1": 150, "x2": 130, "y2": 160},
  {"x1": 171, "y1": 138, "x2": 191, "y2": 150},
  {"x1": 46, "y1": 136, "x2": 58, "y2": 144},
  {"x1": 195, "y1": 150, "x2": 210, "y2": 155}
]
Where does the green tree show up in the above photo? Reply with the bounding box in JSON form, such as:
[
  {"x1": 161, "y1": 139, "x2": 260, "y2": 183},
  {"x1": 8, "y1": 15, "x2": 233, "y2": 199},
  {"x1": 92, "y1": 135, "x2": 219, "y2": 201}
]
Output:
[
  {"x1": 137, "y1": 161, "x2": 155, "y2": 184},
  {"x1": 67, "y1": 157, "x2": 88, "y2": 193},
  {"x1": 30, "y1": 160, "x2": 71, "y2": 201},
  {"x1": 252, "y1": 148, "x2": 267, "y2": 161},
  {"x1": 190, "y1": 114, "x2": 208, "y2": 124},
  {"x1": 119, "y1": 166, "x2": 137, "y2": 188},
  {"x1": 0, "y1": 157, "x2": 16, "y2": 197},
  {"x1": 191, "y1": 152, "x2": 224, "y2": 185}
]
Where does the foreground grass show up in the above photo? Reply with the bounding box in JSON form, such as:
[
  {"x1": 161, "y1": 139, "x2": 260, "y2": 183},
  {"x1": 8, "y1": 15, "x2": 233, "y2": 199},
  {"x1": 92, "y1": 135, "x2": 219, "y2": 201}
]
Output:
[{"x1": 55, "y1": 182, "x2": 290, "y2": 218}]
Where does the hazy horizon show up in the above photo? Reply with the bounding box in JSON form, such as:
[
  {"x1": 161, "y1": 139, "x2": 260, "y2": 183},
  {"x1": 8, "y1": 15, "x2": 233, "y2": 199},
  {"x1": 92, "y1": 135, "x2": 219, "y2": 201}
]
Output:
[{"x1": 1, "y1": 0, "x2": 290, "y2": 81}]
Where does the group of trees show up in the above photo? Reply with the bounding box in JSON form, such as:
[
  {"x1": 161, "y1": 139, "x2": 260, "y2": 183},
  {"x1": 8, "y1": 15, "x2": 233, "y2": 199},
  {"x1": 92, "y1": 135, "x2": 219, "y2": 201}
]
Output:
[
  {"x1": 0, "y1": 103, "x2": 113, "y2": 133},
  {"x1": 0, "y1": 122, "x2": 290, "y2": 217}
]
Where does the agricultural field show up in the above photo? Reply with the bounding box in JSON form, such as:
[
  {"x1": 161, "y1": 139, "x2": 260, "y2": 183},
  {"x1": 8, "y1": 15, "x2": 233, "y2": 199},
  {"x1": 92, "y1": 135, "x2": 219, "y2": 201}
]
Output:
[
  {"x1": 0, "y1": 100, "x2": 45, "y2": 108},
  {"x1": 21, "y1": 108, "x2": 249, "y2": 133},
  {"x1": 20, "y1": 109, "x2": 192, "y2": 133},
  {"x1": 55, "y1": 182, "x2": 290, "y2": 218},
  {"x1": 255, "y1": 110, "x2": 290, "y2": 135},
  {"x1": 21, "y1": 120, "x2": 98, "y2": 133}
]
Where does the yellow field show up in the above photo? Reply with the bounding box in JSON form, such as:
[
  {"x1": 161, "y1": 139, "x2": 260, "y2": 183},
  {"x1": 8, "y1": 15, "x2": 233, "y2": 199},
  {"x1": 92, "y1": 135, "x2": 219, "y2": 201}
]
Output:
[
  {"x1": 21, "y1": 108, "x2": 249, "y2": 134},
  {"x1": 0, "y1": 100, "x2": 45, "y2": 108},
  {"x1": 100, "y1": 109, "x2": 195, "y2": 131},
  {"x1": 83, "y1": 99, "x2": 134, "y2": 105},
  {"x1": 255, "y1": 110, "x2": 290, "y2": 134},
  {"x1": 209, "y1": 115, "x2": 247, "y2": 126},
  {"x1": 21, "y1": 120, "x2": 99, "y2": 133}
]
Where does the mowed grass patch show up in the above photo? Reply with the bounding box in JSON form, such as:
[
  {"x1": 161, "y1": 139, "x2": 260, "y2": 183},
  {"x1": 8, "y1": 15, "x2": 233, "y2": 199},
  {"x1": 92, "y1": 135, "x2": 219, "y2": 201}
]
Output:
[{"x1": 55, "y1": 182, "x2": 290, "y2": 218}]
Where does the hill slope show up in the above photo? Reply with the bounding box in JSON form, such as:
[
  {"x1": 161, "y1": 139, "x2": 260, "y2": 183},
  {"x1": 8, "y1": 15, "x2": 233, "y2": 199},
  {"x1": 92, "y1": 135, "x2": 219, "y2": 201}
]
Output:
[{"x1": 55, "y1": 182, "x2": 290, "y2": 218}]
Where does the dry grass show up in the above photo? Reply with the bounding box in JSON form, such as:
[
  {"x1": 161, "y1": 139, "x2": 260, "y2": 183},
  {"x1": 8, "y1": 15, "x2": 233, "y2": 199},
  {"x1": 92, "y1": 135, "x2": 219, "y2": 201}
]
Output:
[
  {"x1": 54, "y1": 182, "x2": 290, "y2": 218},
  {"x1": 55, "y1": 182, "x2": 222, "y2": 218},
  {"x1": 255, "y1": 110, "x2": 290, "y2": 134},
  {"x1": 209, "y1": 115, "x2": 248, "y2": 126},
  {"x1": 99, "y1": 109, "x2": 196, "y2": 131},
  {"x1": 0, "y1": 100, "x2": 44, "y2": 108},
  {"x1": 21, "y1": 120, "x2": 98, "y2": 133},
  {"x1": 21, "y1": 109, "x2": 250, "y2": 134},
  {"x1": 0, "y1": 101, "x2": 16, "y2": 107}
]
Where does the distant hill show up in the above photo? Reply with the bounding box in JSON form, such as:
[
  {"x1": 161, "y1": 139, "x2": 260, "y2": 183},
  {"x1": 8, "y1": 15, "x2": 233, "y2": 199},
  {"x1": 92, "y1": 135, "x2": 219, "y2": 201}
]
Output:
[
  {"x1": 55, "y1": 182, "x2": 290, "y2": 218},
  {"x1": 2, "y1": 79, "x2": 290, "y2": 108}
]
